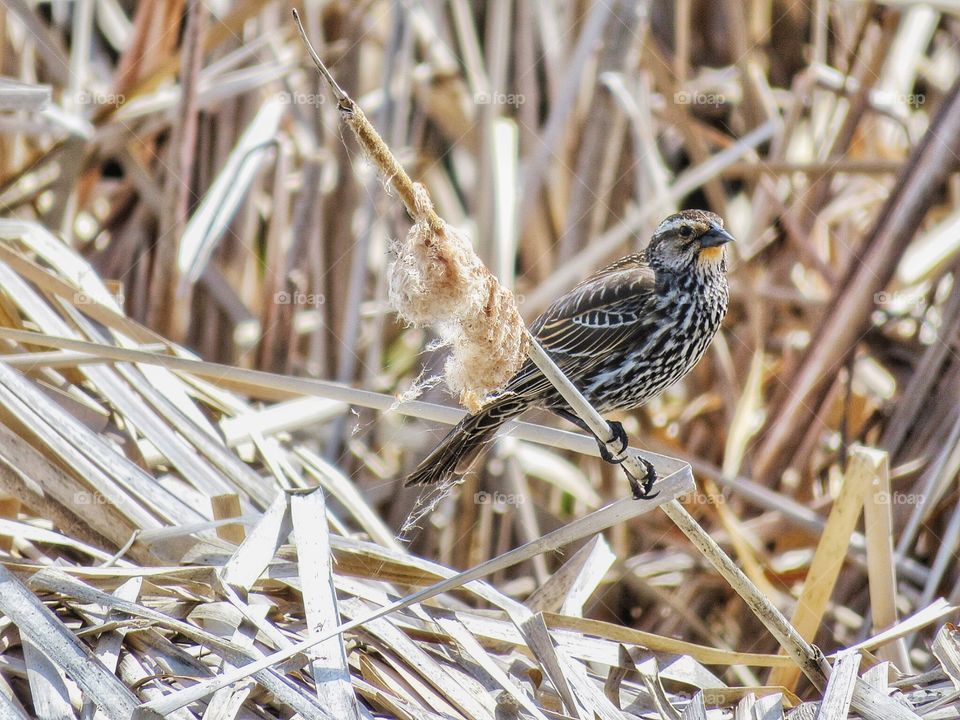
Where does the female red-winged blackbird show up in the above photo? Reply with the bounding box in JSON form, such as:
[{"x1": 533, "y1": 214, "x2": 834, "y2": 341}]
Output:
[{"x1": 406, "y1": 209, "x2": 733, "y2": 497}]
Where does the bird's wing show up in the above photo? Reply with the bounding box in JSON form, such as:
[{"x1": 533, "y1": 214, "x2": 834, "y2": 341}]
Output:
[
  {"x1": 500, "y1": 259, "x2": 661, "y2": 398},
  {"x1": 531, "y1": 261, "x2": 659, "y2": 358}
]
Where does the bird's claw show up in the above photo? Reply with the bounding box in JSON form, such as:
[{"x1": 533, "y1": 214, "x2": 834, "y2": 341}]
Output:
[
  {"x1": 591, "y1": 421, "x2": 657, "y2": 498},
  {"x1": 596, "y1": 421, "x2": 629, "y2": 463},
  {"x1": 625, "y1": 458, "x2": 658, "y2": 500},
  {"x1": 608, "y1": 421, "x2": 629, "y2": 455}
]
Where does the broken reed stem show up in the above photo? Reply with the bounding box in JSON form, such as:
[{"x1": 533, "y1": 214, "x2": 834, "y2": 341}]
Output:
[
  {"x1": 525, "y1": 328, "x2": 829, "y2": 692},
  {"x1": 292, "y1": 9, "x2": 443, "y2": 235},
  {"x1": 0, "y1": 327, "x2": 638, "y2": 463},
  {"x1": 661, "y1": 502, "x2": 829, "y2": 691}
]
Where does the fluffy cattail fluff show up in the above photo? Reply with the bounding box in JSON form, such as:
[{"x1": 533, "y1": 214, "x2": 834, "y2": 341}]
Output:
[
  {"x1": 389, "y1": 184, "x2": 527, "y2": 409},
  {"x1": 388, "y1": 187, "x2": 485, "y2": 325},
  {"x1": 443, "y1": 277, "x2": 527, "y2": 411}
]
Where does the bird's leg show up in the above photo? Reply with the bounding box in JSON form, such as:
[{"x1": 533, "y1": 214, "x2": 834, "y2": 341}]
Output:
[
  {"x1": 554, "y1": 409, "x2": 658, "y2": 499},
  {"x1": 555, "y1": 409, "x2": 624, "y2": 461}
]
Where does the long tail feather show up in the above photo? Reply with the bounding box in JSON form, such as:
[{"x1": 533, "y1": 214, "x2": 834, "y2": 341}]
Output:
[{"x1": 406, "y1": 396, "x2": 528, "y2": 486}]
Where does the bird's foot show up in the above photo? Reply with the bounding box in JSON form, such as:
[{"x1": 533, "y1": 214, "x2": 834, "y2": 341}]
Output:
[
  {"x1": 590, "y1": 421, "x2": 657, "y2": 499},
  {"x1": 555, "y1": 410, "x2": 657, "y2": 499},
  {"x1": 596, "y1": 420, "x2": 629, "y2": 463},
  {"x1": 624, "y1": 458, "x2": 658, "y2": 500}
]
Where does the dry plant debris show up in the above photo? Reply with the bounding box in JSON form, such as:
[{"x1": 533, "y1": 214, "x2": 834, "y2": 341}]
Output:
[{"x1": 0, "y1": 2, "x2": 960, "y2": 719}]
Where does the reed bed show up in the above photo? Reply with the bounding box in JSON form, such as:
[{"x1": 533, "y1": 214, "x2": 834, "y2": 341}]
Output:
[{"x1": 1, "y1": 1, "x2": 960, "y2": 718}]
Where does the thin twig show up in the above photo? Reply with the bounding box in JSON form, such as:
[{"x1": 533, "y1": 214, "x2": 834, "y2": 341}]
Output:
[
  {"x1": 291, "y1": 9, "x2": 348, "y2": 103},
  {"x1": 524, "y1": 332, "x2": 650, "y2": 485}
]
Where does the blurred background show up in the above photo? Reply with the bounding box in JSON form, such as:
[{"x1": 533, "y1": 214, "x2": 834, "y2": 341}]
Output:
[{"x1": 3, "y1": 0, "x2": 960, "y2": 700}]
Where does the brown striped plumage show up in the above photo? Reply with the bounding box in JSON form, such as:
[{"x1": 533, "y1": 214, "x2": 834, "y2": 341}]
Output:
[{"x1": 407, "y1": 210, "x2": 733, "y2": 495}]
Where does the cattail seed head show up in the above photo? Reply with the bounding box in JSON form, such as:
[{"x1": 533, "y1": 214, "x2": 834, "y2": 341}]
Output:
[{"x1": 388, "y1": 183, "x2": 527, "y2": 408}]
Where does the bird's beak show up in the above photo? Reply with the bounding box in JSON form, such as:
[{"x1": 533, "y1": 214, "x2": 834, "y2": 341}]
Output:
[{"x1": 700, "y1": 225, "x2": 735, "y2": 247}]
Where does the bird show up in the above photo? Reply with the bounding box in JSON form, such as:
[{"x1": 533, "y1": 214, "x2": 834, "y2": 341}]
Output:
[{"x1": 406, "y1": 209, "x2": 733, "y2": 498}]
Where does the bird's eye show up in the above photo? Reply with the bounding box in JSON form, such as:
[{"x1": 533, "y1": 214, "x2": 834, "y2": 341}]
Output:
[{"x1": 679, "y1": 225, "x2": 693, "y2": 238}]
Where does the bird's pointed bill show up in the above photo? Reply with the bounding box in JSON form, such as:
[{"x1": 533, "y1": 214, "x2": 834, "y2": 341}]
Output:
[{"x1": 701, "y1": 226, "x2": 735, "y2": 247}]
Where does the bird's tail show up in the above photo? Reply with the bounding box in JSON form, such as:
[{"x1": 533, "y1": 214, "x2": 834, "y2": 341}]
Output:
[{"x1": 406, "y1": 395, "x2": 528, "y2": 486}]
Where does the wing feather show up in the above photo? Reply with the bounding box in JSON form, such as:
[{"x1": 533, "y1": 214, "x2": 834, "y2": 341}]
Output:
[
  {"x1": 532, "y1": 262, "x2": 658, "y2": 356},
  {"x1": 503, "y1": 257, "x2": 661, "y2": 398}
]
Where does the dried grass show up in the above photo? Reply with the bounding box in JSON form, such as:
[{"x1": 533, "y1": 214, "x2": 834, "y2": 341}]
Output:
[{"x1": 1, "y1": 2, "x2": 960, "y2": 719}]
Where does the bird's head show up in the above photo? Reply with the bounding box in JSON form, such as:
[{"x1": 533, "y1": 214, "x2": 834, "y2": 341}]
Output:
[{"x1": 647, "y1": 209, "x2": 734, "y2": 274}]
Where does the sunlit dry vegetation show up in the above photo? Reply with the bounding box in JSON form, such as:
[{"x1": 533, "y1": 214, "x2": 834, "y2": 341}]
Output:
[{"x1": 1, "y1": 1, "x2": 960, "y2": 718}]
